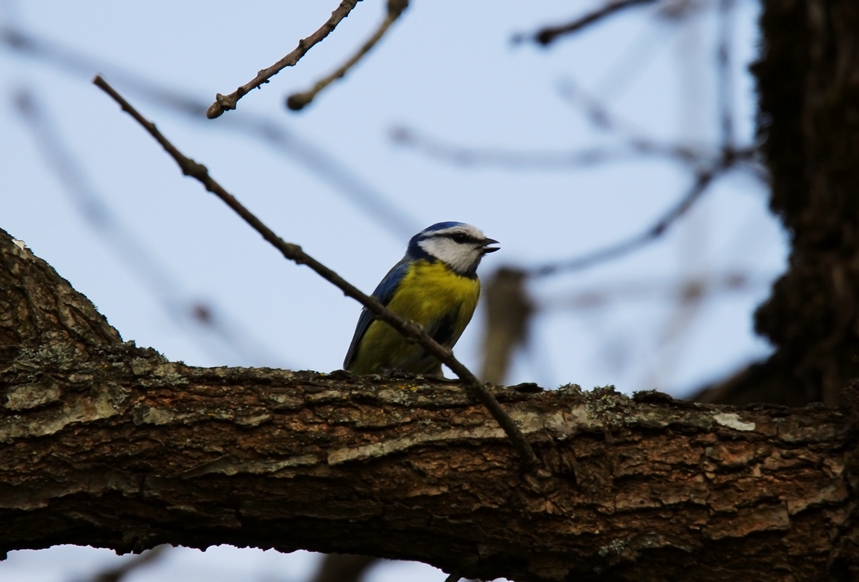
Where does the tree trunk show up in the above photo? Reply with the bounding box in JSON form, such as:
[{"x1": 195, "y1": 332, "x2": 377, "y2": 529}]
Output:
[
  {"x1": 1, "y1": 226, "x2": 858, "y2": 581},
  {"x1": 696, "y1": 0, "x2": 859, "y2": 406}
]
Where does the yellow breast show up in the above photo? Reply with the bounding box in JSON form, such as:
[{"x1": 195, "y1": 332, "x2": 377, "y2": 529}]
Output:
[
  {"x1": 349, "y1": 259, "x2": 481, "y2": 375},
  {"x1": 387, "y1": 260, "x2": 481, "y2": 329}
]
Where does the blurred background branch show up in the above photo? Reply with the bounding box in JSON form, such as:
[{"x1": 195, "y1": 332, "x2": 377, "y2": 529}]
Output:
[
  {"x1": 513, "y1": 0, "x2": 659, "y2": 46},
  {"x1": 86, "y1": 546, "x2": 169, "y2": 582},
  {"x1": 527, "y1": 152, "x2": 747, "y2": 278}
]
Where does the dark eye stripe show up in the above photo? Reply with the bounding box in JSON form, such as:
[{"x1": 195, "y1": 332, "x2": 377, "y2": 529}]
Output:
[{"x1": 434, "y1": 232, "x2": 477, "y2": 243}]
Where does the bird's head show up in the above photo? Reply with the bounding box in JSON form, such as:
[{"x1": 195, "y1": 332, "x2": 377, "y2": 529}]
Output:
[{"x1": 408, "y1": 222, "x2": 499, "y2": 276}]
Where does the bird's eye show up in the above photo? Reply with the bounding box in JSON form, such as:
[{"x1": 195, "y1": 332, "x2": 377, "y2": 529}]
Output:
[{"x1": 451, "y1": 234, "x2": 468, "y2": 244}]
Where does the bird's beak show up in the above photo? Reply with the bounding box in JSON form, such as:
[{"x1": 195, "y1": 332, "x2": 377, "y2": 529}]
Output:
[{"x1": 481, "y1": 237, "x2": 500, "y2": 254}]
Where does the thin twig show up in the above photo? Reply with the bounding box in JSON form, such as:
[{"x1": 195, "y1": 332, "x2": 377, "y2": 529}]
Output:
[
  {"x1": 93, "y1": 75, "x2": 540, "y2": 473},
  {"x1": 286, "y1": 0, "x2": 409, "y2": 111},
  {"x1": 556, "y1": 78, "x2": 637, "y2": 133},
  {"x1": 716, "y1": 0, "x2": 735, "y2": 149},
  {"x1": 556, "y1": 79, "x2": 705, "y2": 163},
  {"x1": 206, "y1": 0, "x2": 362, "y2": 119},
  {"x1": 513, "y1": 0, "x2": 657, "y2": 46},
  {"x1": 538, "y1": 271, "x2": 772, "y2": 311},
  {"x1": 391, "y1": 125, "x2": 712, "y2": 169},
  {"x1": 528, "y1": 152, "x2": 749, "y2": 278}
]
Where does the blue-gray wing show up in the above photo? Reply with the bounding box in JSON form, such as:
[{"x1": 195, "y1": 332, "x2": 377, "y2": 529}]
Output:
[{"x1": 343, "y1": 257, "x2": 410, "y2": 369}]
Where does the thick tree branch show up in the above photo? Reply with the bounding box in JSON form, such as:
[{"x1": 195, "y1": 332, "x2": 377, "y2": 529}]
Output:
[{"x1": 1, "y1": 227, "x2": 857, "y2": 581}]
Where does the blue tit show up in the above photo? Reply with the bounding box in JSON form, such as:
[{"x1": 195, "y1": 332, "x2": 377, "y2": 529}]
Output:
[{"x1": 344, "y1": 221, "x2": 499, "y2": 376}]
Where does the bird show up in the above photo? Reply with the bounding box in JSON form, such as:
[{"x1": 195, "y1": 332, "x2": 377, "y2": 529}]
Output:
[{"x1": 344, "y1": 221, "x2": 499, "y2": 376}]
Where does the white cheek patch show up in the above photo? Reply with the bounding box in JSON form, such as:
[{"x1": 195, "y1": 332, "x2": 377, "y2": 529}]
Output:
[
  {"x1": 417, "y1": 238, "x2": 437, "y2": 257},
  {"x1": 420, "y1": 238, "x2": 481, "y2": 274}
]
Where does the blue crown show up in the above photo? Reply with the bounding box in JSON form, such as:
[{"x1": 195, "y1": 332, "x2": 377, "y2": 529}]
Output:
[{"x1": 419, "y1": 221, "x2": 464, "y2": 235}]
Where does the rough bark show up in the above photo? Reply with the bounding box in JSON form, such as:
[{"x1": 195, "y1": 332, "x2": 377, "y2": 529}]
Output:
[
  {"x1": 1, "y1": 228, "x2": 859, "y2": 581},
  {"x1": 696, "y1": 0, "x2": 859, "y2": 406}
]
